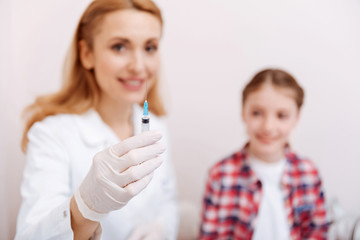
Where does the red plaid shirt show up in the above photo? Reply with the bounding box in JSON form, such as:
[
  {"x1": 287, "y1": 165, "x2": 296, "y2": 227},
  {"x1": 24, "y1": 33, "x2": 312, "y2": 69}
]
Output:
[{"x1": 200, "y1": 146, "x2": 330, "y2": 240}]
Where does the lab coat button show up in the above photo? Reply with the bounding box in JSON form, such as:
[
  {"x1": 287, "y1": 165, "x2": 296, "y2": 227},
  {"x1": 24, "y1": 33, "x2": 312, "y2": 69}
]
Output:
[{"x1": 63, "y1": 210, "x2": 67, "y2": 218}]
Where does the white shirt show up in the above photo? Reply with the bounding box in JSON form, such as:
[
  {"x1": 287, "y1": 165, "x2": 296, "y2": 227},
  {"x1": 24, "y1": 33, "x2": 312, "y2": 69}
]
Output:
[
  {"x1": 249, "y1": 156, "x2": 290, "y2": 240},
  {"x1": 15, "y1": 105, "x2": 178, "y2": 240}
]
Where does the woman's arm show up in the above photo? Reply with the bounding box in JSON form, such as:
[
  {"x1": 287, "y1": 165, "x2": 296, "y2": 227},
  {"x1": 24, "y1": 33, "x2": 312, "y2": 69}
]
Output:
[
  {"x1": 15, "y1": 120, "x2": 77, "y2": 240},
  {"x1": 16, "y1": 118, "x2": 101, "y2": 240},
  {"x1": 70, "y1": 196, "x2": 100, "y2": 240},
  {"x1": 16, "y1": 116, "x2": 165, "y2": 239}
]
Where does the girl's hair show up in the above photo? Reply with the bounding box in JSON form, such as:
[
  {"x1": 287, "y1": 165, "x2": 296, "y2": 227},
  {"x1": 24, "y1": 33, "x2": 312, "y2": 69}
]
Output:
[
  {"x1": 242, "y1": 68, "x2": 304, "y2": 108},
  {"x1": 21, "y1": 0, "x2": 165, "y2": 152}
]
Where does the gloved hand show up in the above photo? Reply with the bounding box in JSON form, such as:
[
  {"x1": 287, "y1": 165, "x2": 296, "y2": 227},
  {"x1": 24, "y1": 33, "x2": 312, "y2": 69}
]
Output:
[
  {"x1": 127, "y1": 220, "x2": 166, "y2": 240},
  {"x1": 74, "y1": 130, "x2": 165, "y2": 222}
]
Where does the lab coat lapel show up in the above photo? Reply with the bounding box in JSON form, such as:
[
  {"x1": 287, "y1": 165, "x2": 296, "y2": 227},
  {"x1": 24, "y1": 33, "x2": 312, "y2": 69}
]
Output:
[
  {"x1": 76, "y1": 109, "x2": 117, "y2": 148},
  {"x1": 77, "y1": 105, "x2": 143, "y2": 148}
]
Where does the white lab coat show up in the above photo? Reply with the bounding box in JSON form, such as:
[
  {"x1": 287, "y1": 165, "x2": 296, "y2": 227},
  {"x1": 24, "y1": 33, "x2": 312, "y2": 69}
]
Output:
[{"x1": 15, "y1": 105, "x2": 179, "y2": 240}]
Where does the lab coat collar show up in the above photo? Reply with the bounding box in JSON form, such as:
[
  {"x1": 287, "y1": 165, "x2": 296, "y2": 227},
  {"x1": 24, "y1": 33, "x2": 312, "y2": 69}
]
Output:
[
  {"x1": 76, "y1": 105, "x2": 143, "y2": 147},
  {"x1": 76, "y1": 109, "x2": 113, "y2": 147}
]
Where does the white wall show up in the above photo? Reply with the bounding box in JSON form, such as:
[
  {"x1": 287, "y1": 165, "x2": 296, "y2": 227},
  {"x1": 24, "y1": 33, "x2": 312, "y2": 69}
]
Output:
[
  {"x1": 0, "y1": 0, "x2": 11, "y2": 238},
  {"x1": 1, "y1": 0, "x2": 359, "y2": 239},
  {"x1": 0, "y1": 0, "x2": 93, "y2": 238}
]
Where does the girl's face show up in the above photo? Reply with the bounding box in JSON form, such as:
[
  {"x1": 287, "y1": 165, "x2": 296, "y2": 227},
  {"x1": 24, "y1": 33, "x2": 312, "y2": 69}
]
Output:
[
  {"x1": 242, "y1": 83, "x2": 300, "y2": 162},
  {"x1": 80, "y1": 9, "x2": 162, "y2": 105}
]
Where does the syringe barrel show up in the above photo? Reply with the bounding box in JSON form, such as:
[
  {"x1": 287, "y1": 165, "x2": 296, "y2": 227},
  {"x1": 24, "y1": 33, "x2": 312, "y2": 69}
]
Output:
[{"x1": 141, "y1": 115, "x2": 150, "y2": 132}]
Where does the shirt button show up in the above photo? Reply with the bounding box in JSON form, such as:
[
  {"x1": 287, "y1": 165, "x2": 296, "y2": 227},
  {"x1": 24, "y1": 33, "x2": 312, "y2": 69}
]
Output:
[{"x1": 63, "y1": 210, "x2": 67, "y2": 218}]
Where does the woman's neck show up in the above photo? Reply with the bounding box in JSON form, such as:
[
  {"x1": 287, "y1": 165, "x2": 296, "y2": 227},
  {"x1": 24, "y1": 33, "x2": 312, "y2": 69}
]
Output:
[{"x1": 95, "y1": 96, "x2": 134, "y2": 140}]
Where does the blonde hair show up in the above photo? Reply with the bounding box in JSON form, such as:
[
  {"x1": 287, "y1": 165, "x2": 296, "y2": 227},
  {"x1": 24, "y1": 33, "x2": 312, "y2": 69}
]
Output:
[{"x1": 22, "y1": 0, "x2": 165, "y2": 152}]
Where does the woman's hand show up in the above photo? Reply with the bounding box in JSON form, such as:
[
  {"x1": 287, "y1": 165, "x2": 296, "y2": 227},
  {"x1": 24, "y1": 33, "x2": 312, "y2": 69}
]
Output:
[{"x1": 74, "y1": 130, "x2": 165, "y2": 221}]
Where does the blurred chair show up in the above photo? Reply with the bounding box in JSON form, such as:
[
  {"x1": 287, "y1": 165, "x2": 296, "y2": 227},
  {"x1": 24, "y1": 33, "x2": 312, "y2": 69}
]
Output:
[{"x1": 328, "y1": 198, "x2": 360, "y2": 240}]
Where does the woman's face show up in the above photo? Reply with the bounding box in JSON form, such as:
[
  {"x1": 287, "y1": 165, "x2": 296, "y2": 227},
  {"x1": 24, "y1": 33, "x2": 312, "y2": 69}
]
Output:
[
  {"x1": 242, "y1": 83, "x2": 300, "y2": 162},
  {"x1": 81, "y1": 9, "x2": 162, "y2": 105}
]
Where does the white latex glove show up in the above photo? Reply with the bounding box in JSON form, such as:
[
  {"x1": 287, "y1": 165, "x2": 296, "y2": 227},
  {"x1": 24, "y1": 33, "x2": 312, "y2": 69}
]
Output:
[
  {"x1": 74, "y1": 130, "x2": 165, "y2": 222},
  {"x1": 127, "y1": 220, "x2": 166, "y2": 240}
]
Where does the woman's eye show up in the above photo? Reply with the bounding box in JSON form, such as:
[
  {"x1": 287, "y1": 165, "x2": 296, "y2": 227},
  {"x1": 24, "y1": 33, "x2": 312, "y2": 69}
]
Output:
[
  {"x1": 252, "y1": 111, "x2": 261, "y2": 116},
  {"x1": 145, "y1": 45, "x2": 157, "y2": 53},
  {"x1": 112, "y1": 43, "x2": 125, "y2": 52}
]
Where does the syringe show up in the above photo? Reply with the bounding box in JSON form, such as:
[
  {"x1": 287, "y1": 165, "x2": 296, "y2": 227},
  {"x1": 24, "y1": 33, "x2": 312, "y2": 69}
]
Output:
[
  {"x1": 141, "y1": 100, "x2": 149, "y2": 132},
  {"x1": 141, "y1": 78, "x2": 149, "y2": 132}
]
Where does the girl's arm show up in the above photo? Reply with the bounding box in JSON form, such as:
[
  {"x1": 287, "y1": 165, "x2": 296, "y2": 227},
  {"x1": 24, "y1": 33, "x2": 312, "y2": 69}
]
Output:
[
  {"x1": 301, "y1": 176, "x2": 330, "y2": 239},
  {"x1": 199, "y1": 169, "x2": 220, "y2": 239}
]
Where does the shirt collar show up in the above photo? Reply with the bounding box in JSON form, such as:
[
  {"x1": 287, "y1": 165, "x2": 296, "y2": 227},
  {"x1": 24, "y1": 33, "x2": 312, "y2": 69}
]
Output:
[
  {"x1": 237, "y1": 146, "x2": 261, "y2": 190},
  {"x1": 281, "y1": 150, "x2": 302, "y2": 188},
  {"x1": 239, "y1": 143, "x2": 299, "y2": 189}
]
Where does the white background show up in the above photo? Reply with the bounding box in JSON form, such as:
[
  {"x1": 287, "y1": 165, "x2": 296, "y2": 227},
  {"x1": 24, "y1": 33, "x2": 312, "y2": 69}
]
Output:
[{"x1": 1, "y1": 0, "x2": 359, "y2": 239}]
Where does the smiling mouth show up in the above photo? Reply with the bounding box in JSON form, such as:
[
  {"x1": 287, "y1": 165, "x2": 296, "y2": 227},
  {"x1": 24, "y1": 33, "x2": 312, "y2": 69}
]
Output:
[{"x1": 118, "y1": 78, "x2": 145, "y2": 90}]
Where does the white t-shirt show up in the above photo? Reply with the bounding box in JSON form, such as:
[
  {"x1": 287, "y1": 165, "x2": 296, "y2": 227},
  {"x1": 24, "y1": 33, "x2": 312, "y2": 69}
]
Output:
[{"x1": 249, "y1": 156, "x2": 290, "y2": 240}]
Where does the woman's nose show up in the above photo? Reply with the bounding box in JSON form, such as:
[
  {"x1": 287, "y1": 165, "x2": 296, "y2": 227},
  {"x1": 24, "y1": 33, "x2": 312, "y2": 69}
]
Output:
[{"x1": 128, "y1": 51, "x2": 145, "y2": 74}]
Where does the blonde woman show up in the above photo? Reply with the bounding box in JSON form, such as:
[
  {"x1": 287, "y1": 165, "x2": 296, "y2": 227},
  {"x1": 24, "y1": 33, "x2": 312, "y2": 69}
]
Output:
[{"x1": 15, "y1": 0, "x2": 178, "y2": 239}]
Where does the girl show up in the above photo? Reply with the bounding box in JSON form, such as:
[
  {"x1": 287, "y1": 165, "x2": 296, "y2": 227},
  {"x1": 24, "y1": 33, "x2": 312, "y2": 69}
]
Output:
[
  {"x1": 15, "y1": 0, "x2": 178, "y2": 239},
  {"x1": 200, "y1": 69, "x2": 329, "y2": 239}
]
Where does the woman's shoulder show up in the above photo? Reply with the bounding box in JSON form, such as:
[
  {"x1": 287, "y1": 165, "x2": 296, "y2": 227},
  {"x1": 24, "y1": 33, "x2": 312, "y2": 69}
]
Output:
[
  {"x1": 27, "y1": 112, "x2": 90, "y2": 146},
  {"x1": 26, "y1": 113, "x2": 83, "y2": 154},
  {"x1": 29, "y1": 113, "x2": 79, "y2": 134}
]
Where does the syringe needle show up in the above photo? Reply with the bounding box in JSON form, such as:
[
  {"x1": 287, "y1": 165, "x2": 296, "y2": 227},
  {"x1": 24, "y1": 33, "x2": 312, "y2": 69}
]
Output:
[{"x1": 145, "y1": 77, "x2": 147, "y2": 101}]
